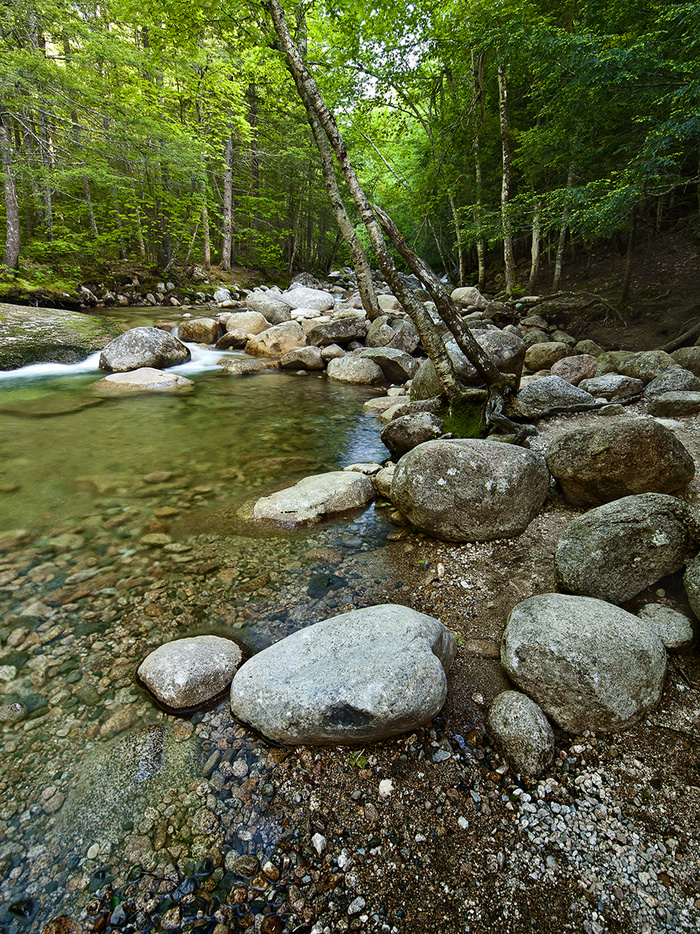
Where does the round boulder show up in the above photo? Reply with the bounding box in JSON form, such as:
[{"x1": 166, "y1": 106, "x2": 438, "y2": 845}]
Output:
[
  {"x1": 225, "y1": 311, "x2": 271, "y2": 335},
  {"x1": 99, "y1": 327, "x2": 191, "y2": 372},
  {"x1": 245, "y1": 292, "x2": 292, "y2": 324},
  {"x1": 252, "y1": 471, "x2": 375, "y2": 526},
  {"x1": 229, "y1": 604, "x2": 456, "y2": 744},
  {"x1": 138, "y1": 635, "x2": 243, "y2": 709},
  {"x1": 550, "y1": 354, "x2": 598, "y2": 386},
  {"x1": 554, "y1": 493, "x2": 699, "y2": 604},
  {"x1": 380, "y1": 412, "x2": 444, "y2": 456},
  {"x1": 524, "y1": 341, "x2": 569, "y2": 371},
  {"x1": 501, "y1": 593, "x2": 667, "y2": 733},
  {"x1": 92, "y1": 367, "x2": 194, "y2": 394},
  {"x1": 245, "y1": 320, "x2": 306, "y2": 357},
  {"x1": 487, "y1": 691, "x2": 555, "y2": 777},
  {"x1": 545, "y1": 418, "x2": 695, "y2": 506},
  {"x1": 507, "y1": 376, "x2": 596, "y2": 419},
  {"x1": 177, "y1": 317, "x2": 219, "y2": 344},
  {"x1": 390, "y1": 439, "x2": 550, "y2": 542},
  {"x1": 326, "y1": 356, "x2": 384, "y2": 384}
]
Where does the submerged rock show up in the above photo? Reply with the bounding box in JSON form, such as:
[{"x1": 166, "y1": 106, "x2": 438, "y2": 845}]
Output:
[
  {"x1": 554, "y1": 493, "x2": 698, "y2": 604},
  {"x1": 501, "y1": 593, "x2": 667, "y2": 733},
  {"x1": 138, "y1": 635, "x2": 243, "y2": 709},
  {"x1": 251, "y1": 471, "x2": 375, "y2": 525},
  {"x1": 229, "y1": 604, "x2": 456, "y2": 744},
  {"x1": 92, "y1": 367, "x2": 194, "y2": 393},
  {"x1": 390, "y1": 439, "x2": 549, "y2": 542},
  {"x1": 0, "y1": 301, "x2": 121, "y2": 370},
  {"x1": 99, "y1": 327, "x2": 190, "y2": 372}
]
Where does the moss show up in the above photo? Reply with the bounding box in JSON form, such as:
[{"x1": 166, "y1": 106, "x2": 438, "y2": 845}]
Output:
[{"x1": 439, "y1": 392, "x2": 489, "y2": 439}]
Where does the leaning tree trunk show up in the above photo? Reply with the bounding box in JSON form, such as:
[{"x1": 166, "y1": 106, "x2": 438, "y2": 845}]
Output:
[
  {"x1": 497, "y1": 62, "x2": 516, "y2": 296},
  {"x1": 0, "y1": 109, "x2": 20, "y2": 270},
  {"x1": 267, "y1": 0, "x2": 477, "y2": 400}
]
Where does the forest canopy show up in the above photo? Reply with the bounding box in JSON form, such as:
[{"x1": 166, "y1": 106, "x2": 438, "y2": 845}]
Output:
[{"x1": 1, "y1": 0, "x2": 698, "y2": 293}]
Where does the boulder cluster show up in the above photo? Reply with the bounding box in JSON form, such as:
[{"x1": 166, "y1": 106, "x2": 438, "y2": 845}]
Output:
[{"x1": 121, "y1": 274, "x2": 698, "y2": 774}]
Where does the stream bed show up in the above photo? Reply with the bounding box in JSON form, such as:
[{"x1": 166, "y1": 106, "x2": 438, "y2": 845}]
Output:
[{"x1": 0, "y1": 316, "x2": 402, "y2": 932}]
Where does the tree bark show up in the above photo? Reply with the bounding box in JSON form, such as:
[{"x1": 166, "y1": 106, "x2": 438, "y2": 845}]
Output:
[
  {"x1": 82, "y1": 175, "x2": 99, "y2": 239},
  {"x1": 497, "y1": 62, "x2": 516, "y2": 295},
  {"x1": 528, "y1": 200, "x2": 542, "y2": 293},
  {"x1": 552, "y1": 165, "x2": 574, "y2": 289},
  {"x1": 201, "y1": 192, "x2": 211, "y2": 268},
  {"x1": 221, "y1": 131, "x2": 234, "y2": 270},
  {"x1": 471, "y1": 50, "x2": 486, "y2": 290},
  {"x1": 0, "y1": 109, "x2": 20, "y2": 269},
  {"x1": 620, "y1": 204, "x2": 636, "y2": 304},
  {"x1": 448, "y1": 193, "x2": 464, "y2": 286}
]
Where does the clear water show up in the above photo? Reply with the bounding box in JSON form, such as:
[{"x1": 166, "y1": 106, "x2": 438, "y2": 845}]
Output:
[{"x1": 0, "y1": 313, "x2": 397, "y2": 930}]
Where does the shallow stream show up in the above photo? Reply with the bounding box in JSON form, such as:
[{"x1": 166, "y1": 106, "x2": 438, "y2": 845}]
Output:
[{"x1": 0, "y1": 311, "x2": 399, "y2": 931}]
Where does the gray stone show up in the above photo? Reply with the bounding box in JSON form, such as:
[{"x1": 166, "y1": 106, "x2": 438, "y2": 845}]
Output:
[
  {"x1": 99, "y1": 327, "x2": 191, "y2": 372},
  {"x1": 520, "y1": 314, "x2": 549, "y2": 330},
  {"x1": 411, "y1": 330, "x2": 525, "y2": 399},
  {"x1": 92, "y1": 368, "x2": 194, "y2": 394},
  {"x1": 507, "y1": 376, "x2": 596, "y2": 419},
  {"x1": 524, "y1": 341, "x2": 569, "y2": 371},
  {"x1": 60, "y1": 725, "x2": 199, "y2": 842},
  {"x1": 643, "y1": 367, "x2": 700, "y2": 399},
  {"x1": 327, "y1": 356, "x2": 384, "y2": 384},
  {"x1": 229, "y1": 604, "x2": 456, "y2": 744},
  {"x1": 245, "y1": 320, "x2": 306, "y2": 357},
  {"x1": 390, "y1": 439, "x2": 549, "y2": 542},
  {"x1": 595, "y1": 349, "x2": 636, "y2": 376},
  {"x1": 451, "y1": 286, "x2": 488, "y2": 309},
  {"x1": 647, "y1": 391, "x2": 700, "y2": 417},
  {"x1": 358, "y1": 347, "x2": 419, "y2": 383},
  {"x1": 177, "y1": 317, "x2": 219, "y2": 344},
  {"x1": 252, "y1": 471, "x2": 375, "y2": 525},
  {"x1": 671, "y1": 346, "x2": 700, "y2": 377},
  {"x1": 522, "y1": 329, "x2": 551, "y2": 348},
  {"x1": 366, "y1": 316, "x2": 420, "y2": 355},
  {"x1": 545, "y1": 418, "x2": 695, "y2": 506},
  {"x1": 637, "y1": 604, "x2": 695, "y2": 650},
  {"x1": 374, "y1": 465, "x2": 395, "y2": 499},
  {"x1": 307, "y1": 316, "x2": 369, "y2": 347},
  {"x1": 225, "y1": 311, "x2": 271, "y2": 335},
  {"x1": 138, "y1": 635, "x2": 243, "y2": 709},
  {"x1": 219, "y1": 358, "x2": 266, "y2": 376},
  {"x1": 501, "y1": 593, "x2": 667, "y2": 733},
  {"x1": 550, "y1": 354, "x2": 598, "y2": 386},
  {"x1": 487, "y1": 691, "x2": 555, "y2": 777},
  {"x1": 279, "y1": 346, "x2": 325, "y2": 371},
  {"x1": 213, "y1": 288, "x2": 231, "y2": 303},
  {"x1": 281, "y1": 286, "x2": 335, "y2": 311},
  {"x1": 380, "y1": 413, "x2": 443, "y2": 456},
  {"x1": 377, "y1": 294, "x2": 402, "y2": 314},
  {"x1": 0, "y1": 302, "x2": 122, "y2": 370},
  {"x1": 321, "y1": 343, "x2": 345, "y2": 361},
  {"x1": 575, "y1": 339, "x2": 604, "y2": 357},
  {"x1": 616, "y1": 350, "x2": 679, "y2": 384},
  {"x1": 554, "y1": 493, "x2": 698, "y2": 604},
  {"x1": 246, "y1": 292, "x2": 292, "y2": 324},
  {"x1": 579, "y1": 374, "x2": 644, "y2": 401},
  {"x1": 683, "y1": 555, "x2": 700, "y2": 621}
]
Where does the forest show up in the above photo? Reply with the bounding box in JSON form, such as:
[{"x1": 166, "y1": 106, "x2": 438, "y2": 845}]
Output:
[{"x1": 1, "y1": 0, "x2": 699, "y2": 296}]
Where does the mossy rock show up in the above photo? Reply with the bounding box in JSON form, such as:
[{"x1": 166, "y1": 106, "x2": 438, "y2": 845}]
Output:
[{"x1": 0, "y1": 302, "x2": 121, "y2": 370}]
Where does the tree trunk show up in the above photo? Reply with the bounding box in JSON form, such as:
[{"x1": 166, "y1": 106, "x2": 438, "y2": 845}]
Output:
[
  {"x1": 497, "y1": 63, "x2": 516, "y2": 295},
  {"x1": 448, "y1": 193, "x2": 464, "y2": 286},
  {"x1": 268, "y1": 0, "x2": 464, "y2": 397},
  {"x1": 248, "y1": 83, "x2": 260, "y2": 233},
  {"x1": 620, "y1": 204, "x2": 636, "y2": 304},
  {"x1": 201, "y1": 193, "x2": 211, "y2": 268},
  {"x1": 552, "y1": 165, "x2": 574, "y2": 289},
  {"x1": 528, "y1": 200, "x2": 542, "y2": 293},
  {"x1": 293, "y1": 13, "x2": 380, "y2": 319},
  {"x1": 0, "y1": 109, "x2": 20, "y2": 270},
  {"x1": 82, "y1": 175, "x2": 99, "y2": 239},
  {"x1": 221, "y1": 131, "x2": 234, "y2": 270},
  {"x1": 471, "y1": 50, "x2": 486, "y2": 290}
]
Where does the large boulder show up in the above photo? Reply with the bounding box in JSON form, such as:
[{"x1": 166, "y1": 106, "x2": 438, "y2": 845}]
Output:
[
  {"x1": 451, "y1": 286, "x2": 488, "y2": 309},
  {"x1": 252, "y1": 471, "x2": 375, "y2": 525},
  {"x1": 507, "y1": 376, "x2": 596, "y2": 419},
  {"x1": 99, "y1": 327, "x2": 191, "y2": 372},
  {"x1": 554, "y1": 493, "x2": 699, "y2": 604},
  {"x1": 91, "y1": 367, "x2": 194, "y2": 394},
  {"x1": 671, "y1": 346, "x2": 700, "y2": 377},
  {"x1": 390, "y1": 439, "x2": 550, "y2": 542},
  {"x1": 616, "y1": 350, "x2": 678, "y2": 384},
  {"x1": 326, "y1": 356, "x2": 384, "y2": 384},
  {"x1": 137, "y1": 636, "x2": 243, "y2": 709},
  {"x1": 307, "y1": 316, "x2": 369, "y2": 347},
  {"x1": 487, "y1": 691, "x2": 555, "y2": 777},
  {"x1": 545, "y1": 418, "x2": 695, "y2": 506},
  {"x1": 380, "y1": 412, "x2": 443, "y2": 456},
  {"x1": 358, "y1": 347, "x2": 420, "y2": 383},
  {"x1": 229, "y1": 604, "x2": 456, "y2": 744},
  {"x1": 501, "y1": 593, "x2": 667, "y2": 733},
  {"x1": 0, "y1": 302, "x2": 121, "y2": 370},
  {"x1": 579, "y1": 374, "x2": 644, "y2": 401},
  {"x1": 225, "y1": 311, "x2": 271, "y2": 335},
  {"x1": 550, "y1": 354, "x2": 598, "y2": 386},
  {"x1": 279, "y1": 346, "x2": 325, "y2": 370},
  {"x1": 281, "y1": 286, "x2": 335, "y2": 312},
  {"x1": 177, "y1": 317, "x2": 219, "y2": 344},
  {"x1": 245, "y1": 320, "x2": 306, "y2": 357},
  {"x1": 643, "y1": 367, "x2": 700, "y2": 399},
  {"x1": 366, "y1": 316, "x2": 420, "y2": 354},
  {"x1": 245, "y1": 292, "x2": 292, "y2": 324}
]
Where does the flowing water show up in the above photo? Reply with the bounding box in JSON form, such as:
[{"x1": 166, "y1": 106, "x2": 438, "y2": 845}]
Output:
[{"x1": 0, "y1": 312, "x2": 399, "y2": 931}]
